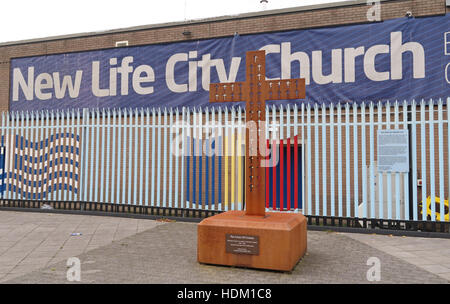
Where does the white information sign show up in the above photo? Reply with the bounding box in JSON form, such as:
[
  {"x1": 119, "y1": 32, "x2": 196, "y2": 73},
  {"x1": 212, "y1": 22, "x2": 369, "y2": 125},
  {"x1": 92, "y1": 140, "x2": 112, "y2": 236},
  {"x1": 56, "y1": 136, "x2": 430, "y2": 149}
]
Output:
[{"x1": 377, "y1": 129, "x2": 409, "y2": 173}]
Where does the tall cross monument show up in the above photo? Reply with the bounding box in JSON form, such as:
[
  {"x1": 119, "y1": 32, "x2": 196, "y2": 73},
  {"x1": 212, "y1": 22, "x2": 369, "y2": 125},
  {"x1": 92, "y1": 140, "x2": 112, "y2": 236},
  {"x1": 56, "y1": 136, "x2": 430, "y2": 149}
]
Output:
[
  {"x1": 209, "y1": 50, "x2": 305, "y2": 216},
  {"x1": 198, "y1": 50, "x2": 308, "y2": 272}
]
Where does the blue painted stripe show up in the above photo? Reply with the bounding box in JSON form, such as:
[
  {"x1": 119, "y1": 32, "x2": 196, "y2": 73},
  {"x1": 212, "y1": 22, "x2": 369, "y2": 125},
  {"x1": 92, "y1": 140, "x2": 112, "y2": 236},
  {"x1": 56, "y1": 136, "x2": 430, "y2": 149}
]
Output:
[
  {"x1": 211, "y1": 110, "x2": 216, "y2": 208},
  {"x1": 217, "y1": 109, "x2": 222, "y2": 210},
  {"x1": 205, "y1": 110, "x2": 209, "y2": 209},
  {"x1": 198, "y1": 111, "x2": 203, "y2": 208}
]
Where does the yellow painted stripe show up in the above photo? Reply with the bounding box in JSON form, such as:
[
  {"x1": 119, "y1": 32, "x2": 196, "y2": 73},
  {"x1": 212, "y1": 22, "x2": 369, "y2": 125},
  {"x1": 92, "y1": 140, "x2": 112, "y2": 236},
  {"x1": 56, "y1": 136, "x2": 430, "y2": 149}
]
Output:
[
  {"x1": 237, "y1": 126, "x2": 243, "y2": 206},
  {"x1": 231, "y1": 130, "x2": 236, "y2": 209},
  {"x1": 224, "y1": 134, "x2": 229, "y2": 207}
]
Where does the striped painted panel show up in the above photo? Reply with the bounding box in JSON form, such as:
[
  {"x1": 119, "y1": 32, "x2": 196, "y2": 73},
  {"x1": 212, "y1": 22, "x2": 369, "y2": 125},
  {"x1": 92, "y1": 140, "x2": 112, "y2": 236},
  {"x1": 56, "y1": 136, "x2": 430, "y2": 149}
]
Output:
[
  {"x1": 7, "y1": 132, "x2": 80, "y2": 199},
  {"x1": 0, "y1": 146, "x2": 5, "y2": 196}
]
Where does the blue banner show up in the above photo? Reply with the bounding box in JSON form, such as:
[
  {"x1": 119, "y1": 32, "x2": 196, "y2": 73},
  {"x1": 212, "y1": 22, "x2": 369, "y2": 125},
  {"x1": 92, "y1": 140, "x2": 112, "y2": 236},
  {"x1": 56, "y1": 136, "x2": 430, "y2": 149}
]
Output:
[{"x1": 10, "y1": 13, "x2": 450, "y2": 111}]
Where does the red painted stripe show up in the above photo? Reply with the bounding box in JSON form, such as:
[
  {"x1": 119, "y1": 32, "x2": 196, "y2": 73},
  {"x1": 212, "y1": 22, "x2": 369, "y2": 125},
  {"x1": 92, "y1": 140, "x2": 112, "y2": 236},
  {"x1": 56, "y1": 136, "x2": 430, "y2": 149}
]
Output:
[
  {"x1": 294, "y1": 135, "x2": 299, "y2": 210},
  {"x1": 272, "y1": 139, "x2": 277, "y2": 211},
  {"x1": 266, "y1": 139, "x2": 269, "y2": 209},
  {"x1": 287, "y1": 138, "x2": 291, "y2": 211},
  {"x1": 280, "y1": 139, "x2": 284, "y2": 211}
]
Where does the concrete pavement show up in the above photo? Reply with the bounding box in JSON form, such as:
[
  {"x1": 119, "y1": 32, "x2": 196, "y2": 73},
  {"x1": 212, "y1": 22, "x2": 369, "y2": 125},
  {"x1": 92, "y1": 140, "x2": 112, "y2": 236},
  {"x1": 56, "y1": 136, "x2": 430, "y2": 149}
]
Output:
[
  {"x1": 0, "y1": 210, "x2": 449, "y2": 283},
  {"x1": 0, "y1": 211, "x2": 163, "y2": 282},
  {"x1": 342, "y1": 232, "x2": 450, "y2": 282}
]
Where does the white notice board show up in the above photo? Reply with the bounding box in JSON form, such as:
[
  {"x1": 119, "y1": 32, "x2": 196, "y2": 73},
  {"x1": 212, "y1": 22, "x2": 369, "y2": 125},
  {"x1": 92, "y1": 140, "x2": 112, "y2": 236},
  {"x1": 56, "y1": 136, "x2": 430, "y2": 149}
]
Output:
[{"x1": 377, "y1": 129, "x2": 409, "y2": 173}]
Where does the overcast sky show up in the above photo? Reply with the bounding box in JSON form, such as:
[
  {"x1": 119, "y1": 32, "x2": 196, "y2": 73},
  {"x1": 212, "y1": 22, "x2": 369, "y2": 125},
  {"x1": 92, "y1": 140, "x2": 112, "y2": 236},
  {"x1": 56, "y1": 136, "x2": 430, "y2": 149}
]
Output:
[{"x1": 0, "y1": 0, "x2": 343, "y2": 43}]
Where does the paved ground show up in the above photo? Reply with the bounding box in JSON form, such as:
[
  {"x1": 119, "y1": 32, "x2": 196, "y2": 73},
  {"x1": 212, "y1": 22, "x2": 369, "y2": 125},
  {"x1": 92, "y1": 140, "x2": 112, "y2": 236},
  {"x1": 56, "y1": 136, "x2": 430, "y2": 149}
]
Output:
[
  {"x1": 0, "y1": 210, "x2": 449, "y2": 284},
  {"x1": 342, "y1": 232, "x2": 450, "y2": 282},
  {"x1": 0, "y1": 211, "x2": 163, "y2": 282}
]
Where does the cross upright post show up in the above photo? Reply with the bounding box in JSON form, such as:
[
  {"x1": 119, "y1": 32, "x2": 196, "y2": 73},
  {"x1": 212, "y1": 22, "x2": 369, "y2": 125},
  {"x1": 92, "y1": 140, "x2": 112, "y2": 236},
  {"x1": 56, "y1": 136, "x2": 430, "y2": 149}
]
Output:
[{"x1": 210, "y1": 50, "x2": 305, "y2": 216}]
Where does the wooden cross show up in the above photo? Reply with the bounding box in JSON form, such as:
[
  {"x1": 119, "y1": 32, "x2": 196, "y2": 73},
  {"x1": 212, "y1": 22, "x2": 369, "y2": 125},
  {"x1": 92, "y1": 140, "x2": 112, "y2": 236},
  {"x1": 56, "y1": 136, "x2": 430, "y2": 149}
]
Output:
[{"x1": 210, "y1": 50, "x2": 305, "y2": 216}]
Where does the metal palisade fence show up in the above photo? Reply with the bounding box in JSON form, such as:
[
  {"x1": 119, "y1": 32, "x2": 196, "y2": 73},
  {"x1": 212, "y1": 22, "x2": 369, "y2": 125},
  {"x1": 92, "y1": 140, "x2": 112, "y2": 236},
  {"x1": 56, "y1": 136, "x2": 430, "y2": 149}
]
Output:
[{"x1": 0, "y1": 98, "x2": 448, "y2": 233}]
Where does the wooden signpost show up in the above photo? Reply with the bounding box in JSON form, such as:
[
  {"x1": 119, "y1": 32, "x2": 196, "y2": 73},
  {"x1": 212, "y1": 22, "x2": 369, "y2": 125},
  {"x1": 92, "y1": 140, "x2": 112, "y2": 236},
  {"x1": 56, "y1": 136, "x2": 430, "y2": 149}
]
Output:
[{"x1": 197, "y1": 50, "x2": 308, "y2": 271}]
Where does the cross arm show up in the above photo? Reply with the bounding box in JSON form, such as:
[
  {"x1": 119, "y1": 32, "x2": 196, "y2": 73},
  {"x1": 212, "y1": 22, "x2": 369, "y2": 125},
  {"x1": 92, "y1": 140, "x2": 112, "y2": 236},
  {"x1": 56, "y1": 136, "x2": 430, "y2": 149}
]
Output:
[
  {"x1": 209, "y1": 82, "x2": 246, "y2": 103},
  {"x1": 264, "y1": 79, "x2": 305, "y2": 100}
]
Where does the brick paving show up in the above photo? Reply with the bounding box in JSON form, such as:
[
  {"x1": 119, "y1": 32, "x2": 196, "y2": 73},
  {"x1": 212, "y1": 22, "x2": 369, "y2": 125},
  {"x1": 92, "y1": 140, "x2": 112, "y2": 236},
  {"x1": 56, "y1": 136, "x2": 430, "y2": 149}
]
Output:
[{"x1": 2, "y1": 214, "x2": 448, "y2": 284}]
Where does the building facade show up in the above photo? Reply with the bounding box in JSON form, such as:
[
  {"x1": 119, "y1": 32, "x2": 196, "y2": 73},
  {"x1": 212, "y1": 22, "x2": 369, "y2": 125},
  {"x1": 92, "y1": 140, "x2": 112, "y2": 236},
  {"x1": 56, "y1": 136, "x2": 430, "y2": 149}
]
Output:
[{"x1": 0, "y1": 0, "x2": 448, "y2": 226}]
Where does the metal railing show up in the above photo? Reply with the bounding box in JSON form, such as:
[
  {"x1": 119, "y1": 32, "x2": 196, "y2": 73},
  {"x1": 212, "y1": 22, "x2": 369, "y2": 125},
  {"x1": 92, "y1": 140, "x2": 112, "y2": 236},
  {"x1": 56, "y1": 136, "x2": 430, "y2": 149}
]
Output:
[{"x1": 0, "y1": 98, "x2": 448, "y2": 232}]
